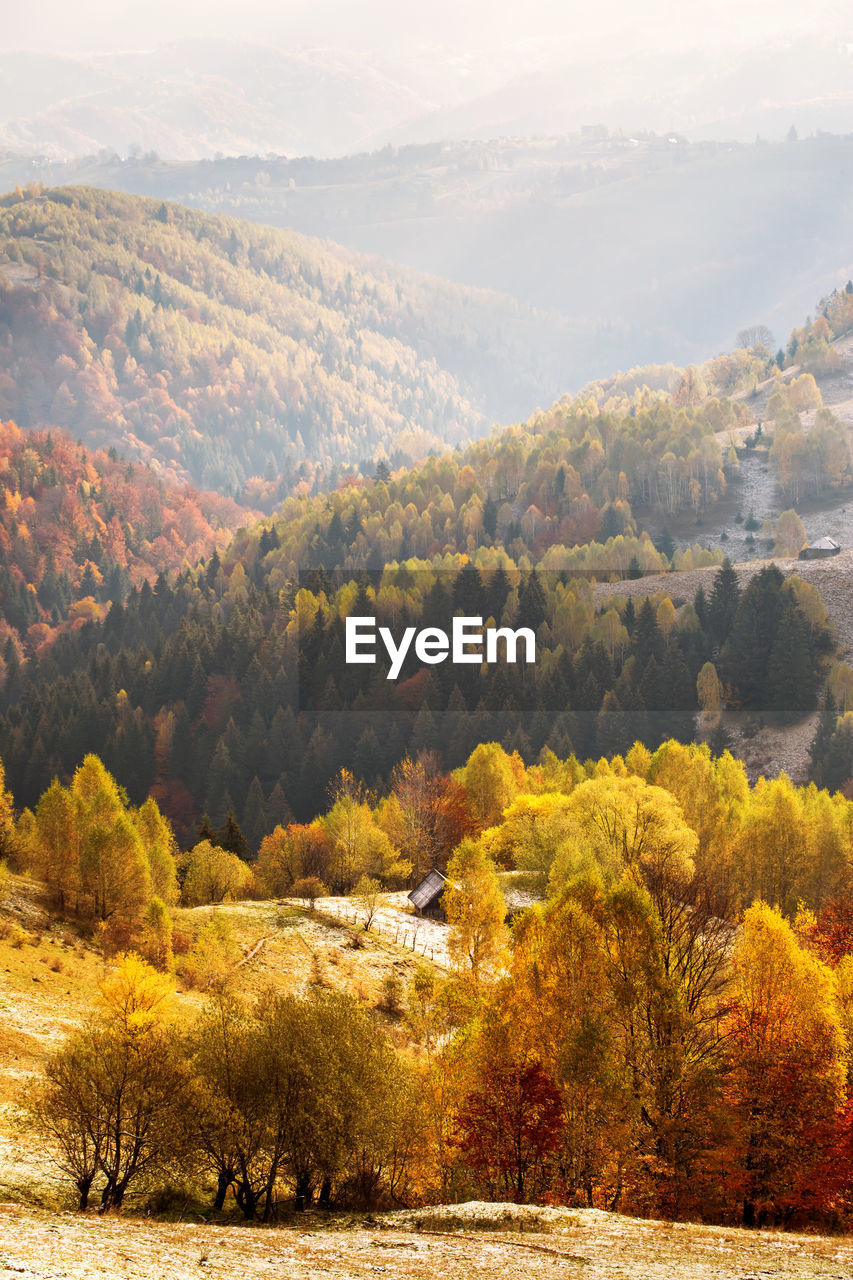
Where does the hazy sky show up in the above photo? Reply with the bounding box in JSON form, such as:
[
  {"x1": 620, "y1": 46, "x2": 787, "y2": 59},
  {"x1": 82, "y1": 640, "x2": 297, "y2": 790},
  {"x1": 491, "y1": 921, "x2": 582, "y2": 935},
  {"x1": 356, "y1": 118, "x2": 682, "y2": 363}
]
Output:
[{"x1": 3, "y1": 0, "x2": 851, "y2": 59}]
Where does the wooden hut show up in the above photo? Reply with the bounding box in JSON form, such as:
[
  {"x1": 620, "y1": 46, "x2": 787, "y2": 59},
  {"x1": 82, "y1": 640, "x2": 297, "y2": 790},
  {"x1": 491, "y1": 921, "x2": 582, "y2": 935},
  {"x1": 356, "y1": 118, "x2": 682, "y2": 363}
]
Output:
[
  {"x1": 408, "y1": 868, "x2": 449, "y2": 920},
  {"x1": 799, "y1": 536, "x2": 841, "y2": 560}
]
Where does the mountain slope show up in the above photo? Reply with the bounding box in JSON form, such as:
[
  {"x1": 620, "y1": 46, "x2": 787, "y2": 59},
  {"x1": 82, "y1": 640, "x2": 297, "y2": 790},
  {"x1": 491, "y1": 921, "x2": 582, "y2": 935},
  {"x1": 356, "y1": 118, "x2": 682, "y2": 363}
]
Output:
[
  {"x1": 15, "y1": 132, "x2": 853, "y2": 381},
  {"x1": 0, "y1": 185, "x2": 576, "y2": 502},
  {"x1": 0, "y1": 42, "x2": 432, "y2": 162},
  {"x1": 383, "y1": 39, "x2": 853, "y2": 148},
  {"x1": 0, "y1": 419, "x2": 251, "y2": 655}
]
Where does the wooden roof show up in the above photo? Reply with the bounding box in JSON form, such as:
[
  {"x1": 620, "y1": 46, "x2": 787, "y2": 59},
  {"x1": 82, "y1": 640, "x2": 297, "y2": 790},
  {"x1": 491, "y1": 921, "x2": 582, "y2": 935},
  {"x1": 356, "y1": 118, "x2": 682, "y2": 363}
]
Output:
[{"x1": 408, "y1": 868, "x2": 448, "y2": 911}]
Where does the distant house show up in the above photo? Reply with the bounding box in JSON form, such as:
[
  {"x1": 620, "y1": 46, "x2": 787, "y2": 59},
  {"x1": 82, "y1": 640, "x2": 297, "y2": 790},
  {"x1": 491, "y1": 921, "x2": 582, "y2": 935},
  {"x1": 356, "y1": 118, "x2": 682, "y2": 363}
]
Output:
[
  {"x1": 408, "y1": 869, "x2": 449, "y2": 920},
  {"x1": 799, "y1": 536, "x2": 841, "y2": 560}
]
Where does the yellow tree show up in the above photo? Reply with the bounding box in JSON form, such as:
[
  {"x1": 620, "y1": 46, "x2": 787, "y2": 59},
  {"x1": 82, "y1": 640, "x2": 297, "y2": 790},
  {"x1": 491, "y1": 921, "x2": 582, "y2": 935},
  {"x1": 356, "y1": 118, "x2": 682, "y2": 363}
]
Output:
[
  {"x1": 132, "y1": 797, "x2": 179, "y2": 905},
  {"x1": 549, "y1": 774, "x2": 696, "y2": 892},
  {"x1": 482, "y1": 791, "x2": 574, "y2": 890},
  {"x1": 26, "y1": 955, "x2": 185, "y2": 1210},
  {"x1": 506, "y1": 887, "x2": 634, "y2": 1207},
  {"x1": 72, "y1": 755, "x2": 150, "y2": 928},
  {"x1": 696, "y1": 662, "x2": 723, "y2": 720},
  {"x1": 181, "y1": 840, "x2": 252, "y2": 906},
  {"x1": 458, "y1": 743, "x2": 521, "y2": 830},
  {"x1": 323, "y1": 793, "x2": 409, "y2": 891},
  {"x1": 773, "y1": 509, "x2": 807, "y2": 557},
  {"x1": 723, "y1": 903, "x2": 847, "y2": 1225},
  {"x1": 829, "y1": 662, "x2": 853, "y2": 713},
  {"x1": 0, "y1": 754, "x2": 16, "y2": 864},
  {"x1": 34, "y1": 778, "x2": 79, "y2": 913},
  {"x1": 647, "y1": 740, "x2": 747, "y2": 892},
  {"x1": 732, "y1": 775, "x2": 808, "y2": 916},
  {"x1": 656, "y1": 597, "x2": 677, "y2": 641},
  {"x1": 443, "y1": 838, "x2": 507, "y2": 983}
]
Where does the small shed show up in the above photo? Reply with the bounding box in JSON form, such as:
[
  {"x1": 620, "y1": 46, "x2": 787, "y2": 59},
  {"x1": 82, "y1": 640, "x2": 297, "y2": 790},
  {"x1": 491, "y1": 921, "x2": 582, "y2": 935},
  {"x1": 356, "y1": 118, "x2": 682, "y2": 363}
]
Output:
[
  {"x1": 799, "y1": 536, "x2": 841, "y2": 560},
  {"x1": 408, "y1": 868, "x2": 449, "y2": 921}
]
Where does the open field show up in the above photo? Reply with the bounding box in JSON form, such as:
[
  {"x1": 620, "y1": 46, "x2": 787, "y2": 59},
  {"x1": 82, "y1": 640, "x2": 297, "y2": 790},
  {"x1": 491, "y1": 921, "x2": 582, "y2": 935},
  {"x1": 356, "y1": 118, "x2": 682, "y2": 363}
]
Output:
[
  {"x1": 0, "y1": 1200, "x2": 852, "y2": 1280},
  {"x1": 0, "y1": 879, "x2": 430, "y2": 1207},
  {"x1": 3, "y1": 881, "x2": 853, "y2": 1277}
]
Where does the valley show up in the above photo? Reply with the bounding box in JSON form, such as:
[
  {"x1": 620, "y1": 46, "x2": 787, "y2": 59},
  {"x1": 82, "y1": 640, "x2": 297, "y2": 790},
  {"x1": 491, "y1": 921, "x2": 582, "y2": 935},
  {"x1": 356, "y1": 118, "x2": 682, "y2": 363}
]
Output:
[
  {"x1": 6, "y1": 133, "x2": 853, "y2": 383},
  {"x1": 5, "y1": 29, "x2": 853, "y2": 1259}
]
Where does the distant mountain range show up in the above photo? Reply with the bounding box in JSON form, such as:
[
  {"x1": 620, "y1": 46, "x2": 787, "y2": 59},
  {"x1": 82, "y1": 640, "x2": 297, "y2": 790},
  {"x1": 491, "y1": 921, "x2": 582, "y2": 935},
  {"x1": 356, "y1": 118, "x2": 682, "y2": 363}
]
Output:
[
  {"x1": 2, "y1": 35, "x2": 852, "y2": 164},
  {"x1": 0, "y1": 42, "x2": 432, "y2": 162},
  {"x1": 384, "y1": 39, "x2": 853, "y2": 148},
  {"x1": 8, "y1": 133, "x2": 853, "y2": 380}
]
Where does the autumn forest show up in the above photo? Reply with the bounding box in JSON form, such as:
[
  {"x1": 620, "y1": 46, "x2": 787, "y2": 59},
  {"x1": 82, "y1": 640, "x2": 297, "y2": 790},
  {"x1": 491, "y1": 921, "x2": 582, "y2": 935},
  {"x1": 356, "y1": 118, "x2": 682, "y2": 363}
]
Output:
[{"x1": 4, "y1": 173, "x2": 853, "y2": 1240}]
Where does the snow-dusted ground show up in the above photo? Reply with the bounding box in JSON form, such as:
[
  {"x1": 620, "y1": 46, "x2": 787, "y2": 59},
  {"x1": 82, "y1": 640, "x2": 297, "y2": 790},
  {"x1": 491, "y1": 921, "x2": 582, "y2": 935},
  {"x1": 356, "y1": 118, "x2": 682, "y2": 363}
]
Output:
[
  {"x1": 310, "y1": 893, "x2": 452, "y2": 967},
  {"x1": 1, "y1": 1199, "x2": 852, "y2": 1279}
]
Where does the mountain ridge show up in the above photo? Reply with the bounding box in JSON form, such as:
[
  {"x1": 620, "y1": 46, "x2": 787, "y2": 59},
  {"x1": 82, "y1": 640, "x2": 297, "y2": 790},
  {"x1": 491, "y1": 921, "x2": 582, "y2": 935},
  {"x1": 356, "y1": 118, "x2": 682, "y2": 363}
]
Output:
[{"x1": 0, "y1": 184, "x2": 580, "y2": 501}]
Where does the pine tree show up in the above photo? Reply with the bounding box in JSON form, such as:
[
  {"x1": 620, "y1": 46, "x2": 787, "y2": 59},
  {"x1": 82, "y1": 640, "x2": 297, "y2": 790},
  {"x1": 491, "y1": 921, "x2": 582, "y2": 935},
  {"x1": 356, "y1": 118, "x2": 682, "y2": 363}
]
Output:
[
  {"x1": 769, "y1": 600, "x2": 819, "y2": 722},
  {"x1": 809, "y1": 690, "x2": 839, "y2": 787},
  {"x1": 707, "y1": 557, "x2": 740, "y2": 648},
  {"x1": 721, "y1": 566, "x2": 785, "y2": 708},
  {"x1": 631, "y1": 599, "x2": 664, "y2": 677},
  {"x1": 241, "y1": 776, "x2": 268, "y2": 856},
  {"x1": 596, "y1": 689, "x2": 634, "y2": 759},
  {"x1": 453, "y1": 563, "x2": 486, "y2": 616},
  {"x1": 517, "y1": 570, "x2": 547, "y2": 632},
  {"x1": 205, "y1": 740, "x2": 235, "y2": 822},
  {"x1": 265, "y1": 781, "x2": 293, "y2": 831},
  {"x1": 215, "y1": 813, "x2": 250, "y2": 862}
]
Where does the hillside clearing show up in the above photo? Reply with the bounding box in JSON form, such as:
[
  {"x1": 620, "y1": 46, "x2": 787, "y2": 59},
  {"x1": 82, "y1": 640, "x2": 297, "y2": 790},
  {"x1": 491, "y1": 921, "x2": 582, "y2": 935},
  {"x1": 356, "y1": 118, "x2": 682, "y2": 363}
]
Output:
[
  {"x1": 0, "y1": 1201, "x2": 851, "y2": 1279},
  {"x1": 0, "y1": 883, "x2": 431, "y2": 1207},
  {"x1": 594, "y1": 548, "x2": 853, "y2": 782}
]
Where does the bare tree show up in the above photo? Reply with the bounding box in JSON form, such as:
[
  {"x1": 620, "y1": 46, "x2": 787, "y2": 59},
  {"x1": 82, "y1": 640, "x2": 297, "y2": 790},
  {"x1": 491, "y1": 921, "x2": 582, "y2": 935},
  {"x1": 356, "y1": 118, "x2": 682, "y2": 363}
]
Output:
[
  {"x1": 737, "y1": 325, "x2": 774, "y2": 351},
  {"x1": 352, "y1": 874, "x2": 383, "y2": 929}
]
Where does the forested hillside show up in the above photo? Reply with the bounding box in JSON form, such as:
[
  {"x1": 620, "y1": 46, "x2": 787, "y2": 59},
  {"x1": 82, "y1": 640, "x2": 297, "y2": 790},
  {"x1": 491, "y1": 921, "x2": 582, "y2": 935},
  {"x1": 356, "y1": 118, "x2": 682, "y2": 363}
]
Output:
[
  {"x1": 0, "y1": 552, "x2": 830, "y2": 847},
  {"x1": 0, "y1": 419, "x2": 249, "y2": 655},
  {"x1": 0, "y1": 185, "x2": 576, "y2": 501},
  {"x1": 245, "y1": 392, "x2": 748, "y2": 572},
  {"x1": 7, "y1": 733, "x2": 853, "y2": 1227},
  {"x1": 13, "y1": 133, "x2": 853, "y2": 379}
]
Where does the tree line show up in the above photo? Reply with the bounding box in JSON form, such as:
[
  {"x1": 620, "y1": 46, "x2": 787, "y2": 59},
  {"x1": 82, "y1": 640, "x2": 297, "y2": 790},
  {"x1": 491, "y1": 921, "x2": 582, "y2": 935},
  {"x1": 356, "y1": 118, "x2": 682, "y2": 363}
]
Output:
[
  {"x1": 26, "y1": 956, "x2": 416, "y2": 1216},
  {"x1": 14, "y1": 735, "x2": 853, "y2": 1225},
  {"x1": 0, "y1": 556, "x2": 831, "y2": 846}
]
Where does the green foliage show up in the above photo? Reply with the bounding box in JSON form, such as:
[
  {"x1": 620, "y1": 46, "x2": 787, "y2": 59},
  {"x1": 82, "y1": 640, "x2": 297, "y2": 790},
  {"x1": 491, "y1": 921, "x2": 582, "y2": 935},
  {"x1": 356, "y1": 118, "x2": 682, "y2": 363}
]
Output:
[{"x1": 0, "y1": 553, "x2": 830, "y2": 840}]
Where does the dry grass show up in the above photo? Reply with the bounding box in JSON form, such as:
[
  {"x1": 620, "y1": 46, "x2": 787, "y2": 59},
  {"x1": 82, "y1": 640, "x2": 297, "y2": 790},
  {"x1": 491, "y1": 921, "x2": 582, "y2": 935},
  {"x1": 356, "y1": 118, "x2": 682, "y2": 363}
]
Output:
[
  {"x1": 0, "y1": 879, "x2": 431, "y2": 1211},
  {"x1": 170, "y1": 897, "x2": 428, "y2": 1009},
  {"x1": 3, "y1": 880, "x2": 853, "y2": 1276},
  {"x1": 0, "y1": 1201, "x2": 851, "y2": 1279}
]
